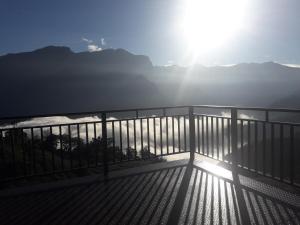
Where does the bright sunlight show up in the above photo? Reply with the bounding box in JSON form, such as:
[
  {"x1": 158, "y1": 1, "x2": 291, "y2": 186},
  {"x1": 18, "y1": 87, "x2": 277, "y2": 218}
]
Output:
[{"x1": 179, "y1": 0, "x2": 249, "y2": 56}]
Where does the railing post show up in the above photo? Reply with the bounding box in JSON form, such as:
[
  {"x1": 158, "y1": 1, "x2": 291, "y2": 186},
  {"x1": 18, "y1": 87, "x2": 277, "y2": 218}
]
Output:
[
  {"x1": 189, "y1": 106, "x2": 195, "y2": 162},
  {"x1": 102, "y1": 112, "x2": 108, "y2": 177},
  {"x1": 231, "y1": 108, "x2": 238, "y2": 168}
]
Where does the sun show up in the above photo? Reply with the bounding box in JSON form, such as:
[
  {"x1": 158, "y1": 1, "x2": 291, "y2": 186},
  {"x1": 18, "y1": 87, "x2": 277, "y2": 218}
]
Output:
[{"x1": 179, "y1": 0, "x2": 249, "y2": 57}]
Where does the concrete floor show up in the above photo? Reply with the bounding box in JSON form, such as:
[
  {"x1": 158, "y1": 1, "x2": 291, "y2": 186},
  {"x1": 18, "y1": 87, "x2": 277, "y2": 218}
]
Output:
[{"x1": 0, "y1": 156, "x2": 300, "y2": 225}]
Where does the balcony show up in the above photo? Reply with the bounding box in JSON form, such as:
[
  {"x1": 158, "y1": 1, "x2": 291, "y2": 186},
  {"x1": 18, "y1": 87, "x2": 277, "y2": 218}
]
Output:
[{"x1": 1, "y1": 105, "x2": 300, "y2": 224}]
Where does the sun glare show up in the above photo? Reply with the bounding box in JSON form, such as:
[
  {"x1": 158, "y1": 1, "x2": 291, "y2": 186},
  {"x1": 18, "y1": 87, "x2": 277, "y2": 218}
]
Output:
[{"x1": 179, "y1": 0, "x2": 249, "y2": 57}]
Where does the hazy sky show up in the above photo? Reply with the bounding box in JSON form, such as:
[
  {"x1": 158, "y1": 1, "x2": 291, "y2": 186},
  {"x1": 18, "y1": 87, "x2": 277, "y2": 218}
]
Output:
[{"x1": 1, "y1": 0, "x2": 300, "y2": 66}]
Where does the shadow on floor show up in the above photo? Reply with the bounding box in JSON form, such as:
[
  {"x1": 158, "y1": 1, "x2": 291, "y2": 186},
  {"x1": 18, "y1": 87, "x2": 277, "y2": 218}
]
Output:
[{"x1": 0, "y1": 161, "x2": 300, "y2": 225}]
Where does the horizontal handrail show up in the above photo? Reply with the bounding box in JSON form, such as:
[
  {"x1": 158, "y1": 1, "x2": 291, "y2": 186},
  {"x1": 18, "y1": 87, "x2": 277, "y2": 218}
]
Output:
[
  {"x1": 1, "y1": 105, "x2": 300, "y2": 122},
  {"x1": 193, "y1": 104, "x2": 300, "y2": 113},
  {"x1": 0, "y1": 106, "x2": 189, "y2": 121},
  {"x1": 0, "y1": 114, "x2": 189, "y2": 130}
]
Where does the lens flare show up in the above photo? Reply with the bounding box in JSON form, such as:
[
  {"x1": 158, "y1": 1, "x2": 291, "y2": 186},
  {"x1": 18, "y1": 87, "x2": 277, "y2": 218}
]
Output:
[{"x1": 178, "y1": 0, "x2": 249, "y2": 58}]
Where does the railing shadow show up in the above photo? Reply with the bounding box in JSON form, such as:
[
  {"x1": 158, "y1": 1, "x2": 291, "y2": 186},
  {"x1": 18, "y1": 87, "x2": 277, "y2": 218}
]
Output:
[
  {"x1": 0, "y1": 161, "x2": 300, "y2": 225},
  {"x1": 175, "y1": 164, "x2": 300, "y2": 225}
]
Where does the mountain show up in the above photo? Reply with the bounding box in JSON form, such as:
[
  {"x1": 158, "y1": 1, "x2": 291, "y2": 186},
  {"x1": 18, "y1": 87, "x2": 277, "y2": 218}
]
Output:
[
  {"x1": 152, "y1": 61, "x2": 300, "y2": 82},
  {"x1": 149, "y1": 61, "x2": 300, "y2": 107},
  {"x1": 0, "y1": 46, "x2": 162, "y2": 117},
  {"x1": 0, "y1": 46, "x2": 153, "y2": 77},
  {"x1": 1, "y1": 46, "x2": 300, "y2": 118}
]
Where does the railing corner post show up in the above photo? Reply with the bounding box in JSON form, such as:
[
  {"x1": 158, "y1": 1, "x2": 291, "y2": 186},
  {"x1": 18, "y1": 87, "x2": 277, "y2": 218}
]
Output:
[
  {"x1": 189, "y1": 106, "x2": 195, "y2": 162},
  {"x1": 101, "y1": 112, "x2": 108, "y2": 177},
  {"x1": 230, "y1": 108, "x2": 238, "y2": 168}
]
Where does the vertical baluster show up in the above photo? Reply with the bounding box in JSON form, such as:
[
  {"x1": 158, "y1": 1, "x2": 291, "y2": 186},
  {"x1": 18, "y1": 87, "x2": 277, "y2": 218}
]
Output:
[
  {"x1": 160, "y1": 117, "x2": 163, "y2": 155},
  {"x1": 85, "y1": 123, "x2": 90, "y2": 167},
  {"x1": 271, "y1": 123, "x2": 274, "y2": 178},
  {"x1": 254, "y1": 121, "x2": 258, "y2": 173},
  {"x1": 197, "y1": 115, "x2": 200, "y2": 154},
  {"x1": 221, "y1": 118, "x2": 224, "y2": 161},
  {"x1": 153, "y1": 118, "x2": 157, "y2": 156},
  {"x1": 263, "y1": 121, "x2": 266, "y2": 176},
  {"x1": 178, "y1": 116, "x2": 181, "y2": 152},
  {"x1": 68, "y1": 125, "x2": 73, "y2": 169},
  {"x1": 77, "y1": 124, "x2": 81, "y2": 168},
  {"x1": 0, "y1": 130, "x2": 4, "y2": 163},
  {"x1": 135, "y1": 111, "x2": 138, "y2": 159},
  {"x1": 50, "y1": 126, "x2": 55, "y2": 171},
  {"x1": 184, "y1": 115, "x2": 187, "y2": 151},
  {"x1": 189, "y1": 106, "x2": 195, "y2": 161},
  {"x1": 280, "y1": 124, "x2": 284, "y2": 181},
  {"x1": 147, "y1": 118, "x2": 150, "y2": 158},
  {"x1": 21, "y1": 129, "x2": 26, "y2": 176},
  {"x1": 101, "y1": 113, "x2": 108, "y2": 176},
  {"x1": 172, "y1": 116, "x2": 175, "y2": 154},
  {"x1": 40, "y1": 127, "x2": 46, "y2": 172},
  {"x1": 120, "y1": 120, "x2": 123, "y2": 161},
  {"x1": 211, "y1": 117, "x2": 214, "y2": 158},
  {"x1": 227, "y1": 118, "x2": 231, "y2": 163},
  {"x1": 127, "y1": 120, "x2": 130, "y2": 160},
  {"x1": 231, "y1": 108, "x2": 238, "y2": 167},
  {"x1": 206, "y1": 116, "x2": 209, "y2": 156},
  {"x1": 31, "y1": 128, "x2": 36, "y2": 174},
  {"x1": 166, "y1": 116, "x2": 169, "y2": 154},
  {"x1": 247, "y1": 121, "x2": 251, "y2": 169},
  {"x1": 133, "y1": 119, "x2": 137, "y2": 159},
  {"x1": 266, "y1": 110, "x2": 270, "y2": 172},
  {"x1": 241, "y1": 120, "x2": 244, "y2": 167},
  {"x1": 93, "y1": 123, "x2": 98, "y2": 165},
  {"x1": 216, "y1": 117, "x2": 219, "y2": 160},
  {"x1": 290, "y1": 125, "x2": 294, "y2": 184},
  {"x1": 201, "y1": 116, "x2": 205, "y2": 155},
  {"x1": 59, "y1": 125, "x2": 64, "y2": 170},
  {"x1": 112, "y1": 121, "x2": 116, "y2": 162},
  {"x1": 140, "y1": 118, "x2": 143, "y2": 158},
  {"x1": 10, "y1": 129, "x2": 16, "y2": 177}
]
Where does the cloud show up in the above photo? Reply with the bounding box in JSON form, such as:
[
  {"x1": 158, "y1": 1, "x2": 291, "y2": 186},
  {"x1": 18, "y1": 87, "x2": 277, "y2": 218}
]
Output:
[
  {"x1": 282, "y1": 63, "x2": 300, "y2": 68},
  {"x1": 82, "y1": 37, "x2": 93, "y2": 43},
  {"x1": 101, "y1": 38, "x2": 106, "y2": 46},
  {"x1": 88, "y1": 44, "x2": 102, "y2": 52},
  {"x1": 82, "y1": 37, "x2": 105, "y2": 52},
  {"x1": 164, "y1": 60, "x2": 174, "y2": 67}
]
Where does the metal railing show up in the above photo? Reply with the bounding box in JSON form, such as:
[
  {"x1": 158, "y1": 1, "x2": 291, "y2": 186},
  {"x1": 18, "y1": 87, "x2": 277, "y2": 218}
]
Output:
[
  {"x1": 193, "y1": 106, "x2": 300, "y2": 187},
  {"x1": 1, "y1": 105, "x2": 300, "y2": 187},
  {"x1": 0, "y1": 106, "x2": 191, "y2": 181}
]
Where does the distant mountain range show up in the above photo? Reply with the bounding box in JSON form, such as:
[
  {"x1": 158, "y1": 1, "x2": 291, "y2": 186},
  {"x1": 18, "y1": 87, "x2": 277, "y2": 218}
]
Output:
[
  {"x1": 151, "y1": 60, "x2": 300, "y2": 109},
  {"x1": 0, "y1": 46, "x2": 160, "y2": 117},
  {"x1": 0, "y1": 46, "x2": 153, "y2": 76},
  {"x1": 1, "y1": 46, "x2": 300, "y2": 117}
]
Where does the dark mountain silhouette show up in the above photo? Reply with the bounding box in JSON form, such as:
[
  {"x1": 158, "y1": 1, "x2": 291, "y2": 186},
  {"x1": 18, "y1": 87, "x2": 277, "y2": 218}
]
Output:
[
  {"x1": 0, "y1": 46, "x2": 161, "y2": 117},
  {"x1": 0, "y1": 46, "x2": 153, "y2": 77},
  {"x1": 1, "y1": 46, "x2": 300, "y2": 118}
]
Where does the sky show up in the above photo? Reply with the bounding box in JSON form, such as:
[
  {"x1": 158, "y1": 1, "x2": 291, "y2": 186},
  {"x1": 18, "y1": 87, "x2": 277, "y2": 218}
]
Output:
[{"x1": 1, "y1": 0, "x2": 300, "y2": 66}]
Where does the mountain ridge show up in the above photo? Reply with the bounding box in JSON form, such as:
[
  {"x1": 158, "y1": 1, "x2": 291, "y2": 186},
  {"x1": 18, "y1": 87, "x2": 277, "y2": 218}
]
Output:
[
  {"x1": 1, "y1": 46, "x2": 300, "y2": 117},
  {"x1": 2, "y1": 46, "x2": 299, "y2": 71}
]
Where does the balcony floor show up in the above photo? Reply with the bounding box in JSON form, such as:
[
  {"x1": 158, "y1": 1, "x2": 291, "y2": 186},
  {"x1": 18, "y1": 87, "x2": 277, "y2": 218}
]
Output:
[{"x1": 1, "y1": 155, "x2": 300, "y2": 225}]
